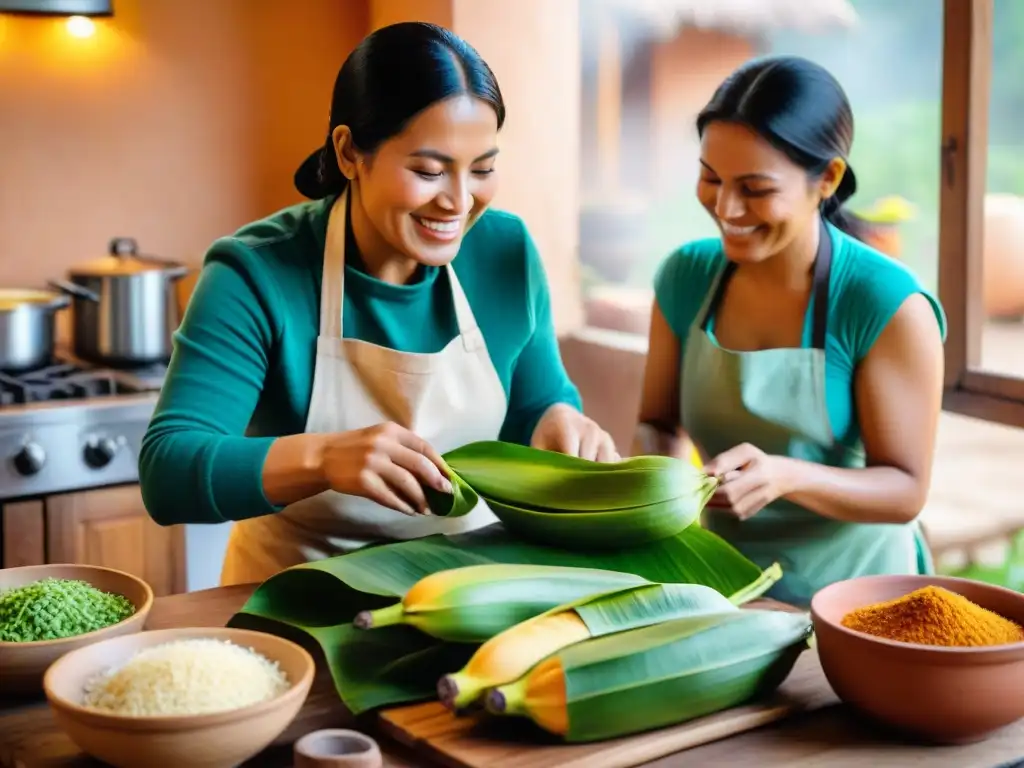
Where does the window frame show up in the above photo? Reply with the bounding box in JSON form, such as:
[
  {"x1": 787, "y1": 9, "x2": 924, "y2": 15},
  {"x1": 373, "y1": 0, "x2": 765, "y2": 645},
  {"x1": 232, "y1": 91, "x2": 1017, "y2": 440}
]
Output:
[{"x1": 940, "y1": 0, "x2": 1024, "y2": 428}]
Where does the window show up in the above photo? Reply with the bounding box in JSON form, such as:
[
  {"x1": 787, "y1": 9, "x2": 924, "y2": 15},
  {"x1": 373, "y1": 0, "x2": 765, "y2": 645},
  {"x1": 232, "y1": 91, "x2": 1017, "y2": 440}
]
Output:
[
  {"x1": 576, "y1": 0, "x2": 1024, "y2": 430},
  {"x1": 941, "y1": 0, "x2": 1024, "y2": 429}
]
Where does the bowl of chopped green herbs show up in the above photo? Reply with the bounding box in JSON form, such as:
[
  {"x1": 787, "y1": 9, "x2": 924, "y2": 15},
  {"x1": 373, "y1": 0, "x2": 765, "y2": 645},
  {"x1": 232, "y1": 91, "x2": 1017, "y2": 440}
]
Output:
[{"x1": 0, "y1": 564, "x2": 153, "y2": 694}]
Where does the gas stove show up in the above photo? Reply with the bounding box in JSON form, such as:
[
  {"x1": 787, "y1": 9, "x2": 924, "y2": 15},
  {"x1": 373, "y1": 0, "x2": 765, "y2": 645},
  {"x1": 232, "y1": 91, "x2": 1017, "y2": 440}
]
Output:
[{"x1": 0, "y1": 355, "x2": 165, "y2": 502}]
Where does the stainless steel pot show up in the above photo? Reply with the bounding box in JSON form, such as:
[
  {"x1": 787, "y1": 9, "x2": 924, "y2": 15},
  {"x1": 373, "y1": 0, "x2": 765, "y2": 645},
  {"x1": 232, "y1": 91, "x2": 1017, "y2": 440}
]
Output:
[
  {"x1": 0, "y1": 289, "x2": 70, "y2": 372},
  {"x1": 50, "y1": 237, "x2": 190, "y2": 367}
]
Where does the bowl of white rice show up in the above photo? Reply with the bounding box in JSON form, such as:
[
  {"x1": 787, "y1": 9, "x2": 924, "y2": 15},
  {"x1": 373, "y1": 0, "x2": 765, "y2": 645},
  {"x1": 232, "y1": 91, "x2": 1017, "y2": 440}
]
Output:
[{"x1": 43, "y1": 626, "x2": 315, "y2": 768}]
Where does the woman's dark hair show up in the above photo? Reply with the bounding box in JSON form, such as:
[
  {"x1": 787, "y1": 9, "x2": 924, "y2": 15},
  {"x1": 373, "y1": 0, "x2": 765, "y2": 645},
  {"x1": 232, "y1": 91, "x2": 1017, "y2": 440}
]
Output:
[
  {"x1": 294, "y1": 22, "x2": 505, "y2": 199},
  {"x1": 696, "y1": 55, "x2": 864, "y2": 241}
]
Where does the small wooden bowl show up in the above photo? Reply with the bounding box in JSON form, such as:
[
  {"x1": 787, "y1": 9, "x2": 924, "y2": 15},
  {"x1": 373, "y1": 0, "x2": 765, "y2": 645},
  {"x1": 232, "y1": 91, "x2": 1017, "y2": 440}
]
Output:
[
  {"x1": 44, "y1": 626, "x2": 315, "y2": 768},
  {"x1": 0, "y1": 564, "x2": 153, "y2": 695},
  {"x1": 812, "y1": 574, "x2": 1024, "y2": 744}
]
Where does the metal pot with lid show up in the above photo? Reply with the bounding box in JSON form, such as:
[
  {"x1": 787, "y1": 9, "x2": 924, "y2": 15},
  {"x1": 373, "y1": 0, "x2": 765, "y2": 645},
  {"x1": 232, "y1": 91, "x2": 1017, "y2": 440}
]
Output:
[
  {"x1": 50, "y1": 237, "x2": 190, "y2": 367},
  {"x1": 0, "y1": 288, "x2": 70, "y2": 372}
]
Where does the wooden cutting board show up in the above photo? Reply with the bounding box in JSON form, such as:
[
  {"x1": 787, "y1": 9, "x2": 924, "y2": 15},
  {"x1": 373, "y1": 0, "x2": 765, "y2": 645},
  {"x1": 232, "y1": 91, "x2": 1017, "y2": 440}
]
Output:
[{"x1": 378, "y1": 649, "x2": 839, "y2": 768}]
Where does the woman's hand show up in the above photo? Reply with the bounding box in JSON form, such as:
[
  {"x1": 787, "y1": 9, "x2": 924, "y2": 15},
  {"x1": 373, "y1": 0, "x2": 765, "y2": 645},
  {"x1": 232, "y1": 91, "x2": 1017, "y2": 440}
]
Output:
[
  {"x1": 531, "y1": 404, "x2": 620, "y2": 462},
  {"x1": 702, "y1": 443, "x2": 792, "y2": 521},
  {"x1": 319, "y1": 423, "x2": 454, "y2": 516}
]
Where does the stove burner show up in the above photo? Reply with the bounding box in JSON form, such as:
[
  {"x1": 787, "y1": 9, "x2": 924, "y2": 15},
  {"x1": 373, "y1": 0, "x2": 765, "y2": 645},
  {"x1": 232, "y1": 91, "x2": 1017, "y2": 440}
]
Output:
[{"x1": 0, "y1": 363, "x2": 130, "y2": 405}]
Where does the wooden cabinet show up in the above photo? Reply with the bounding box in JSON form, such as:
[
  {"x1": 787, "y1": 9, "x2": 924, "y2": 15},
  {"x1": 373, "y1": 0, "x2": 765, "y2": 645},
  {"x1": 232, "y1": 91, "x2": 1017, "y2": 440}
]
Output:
[
  {"x1": 2, "y1": 485, "x2": 186, "y2": 597},
  {"x1": 1, "y1": 500, "x2": 45, "y2": 568}
]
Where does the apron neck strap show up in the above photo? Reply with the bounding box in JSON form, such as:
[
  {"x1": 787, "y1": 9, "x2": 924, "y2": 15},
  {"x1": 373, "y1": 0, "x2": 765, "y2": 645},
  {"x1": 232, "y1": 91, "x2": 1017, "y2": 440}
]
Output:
[
  {"x1": 700, "y1": 218, "x2": 834, "y2": 350},
  {"x1": 320, "y1": 191, "x2": 349, "y2": 339},
  {"x1": 809, "y1": 219, "x2": 833, "y2": 350},
  {"x1": 320, "y1": 190, "x2": 480, "y2": 339},
  {"x1": 446, "y1": 263, "x2": 478, "y2": 335}
]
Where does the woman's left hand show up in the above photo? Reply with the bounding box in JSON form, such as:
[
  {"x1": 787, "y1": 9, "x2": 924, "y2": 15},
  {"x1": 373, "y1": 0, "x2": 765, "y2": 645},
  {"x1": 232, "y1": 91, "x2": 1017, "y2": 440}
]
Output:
[
  {"x1": 702, "y1": 443, "x2": 791, "y2": 520},
  {"x1": 531, "y1": 404, "x2": 620, "y2": 463}
]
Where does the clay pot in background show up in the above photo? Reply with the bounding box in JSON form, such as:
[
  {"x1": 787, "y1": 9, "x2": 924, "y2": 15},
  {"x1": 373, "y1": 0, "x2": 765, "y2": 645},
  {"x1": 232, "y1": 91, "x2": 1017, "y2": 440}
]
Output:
[
  {"x1": 983, "y1": 194, "x2": 1024, "y2": 320},
  {"x1": 850, "y1": 195, "x2": 915, "y2": 259},
  {"x1": 859, "y1": 222, "x2": 903, "y2": 259},
  {"x1": 578, "y1": 196, "x2": 651, "y2": 284}
]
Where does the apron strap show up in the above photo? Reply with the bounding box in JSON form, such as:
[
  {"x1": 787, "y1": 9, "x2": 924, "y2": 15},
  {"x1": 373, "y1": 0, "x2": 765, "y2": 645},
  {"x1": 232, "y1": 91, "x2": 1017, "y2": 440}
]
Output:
[
  {"x1": 698, "y1": 261, "x2": 738, "y2": 335},
  {"x1": 320, "y1": 191, "x2": 349, "y2": 340},
  {"x1": 700, "y1": 218, "x2": 834, "y2": 351},
  {"x1": 810, "y1": 219, "x2": 833, "y2": 351},
  {"x1": 446, "y1": 264, "x2": 479, "y2": 336}
]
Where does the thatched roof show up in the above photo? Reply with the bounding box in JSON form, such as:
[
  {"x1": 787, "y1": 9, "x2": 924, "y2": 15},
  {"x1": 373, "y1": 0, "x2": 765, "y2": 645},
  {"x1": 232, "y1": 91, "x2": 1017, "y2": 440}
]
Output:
[{"x1": 598, "y1": 0, "x2": 858, "y2": 37}]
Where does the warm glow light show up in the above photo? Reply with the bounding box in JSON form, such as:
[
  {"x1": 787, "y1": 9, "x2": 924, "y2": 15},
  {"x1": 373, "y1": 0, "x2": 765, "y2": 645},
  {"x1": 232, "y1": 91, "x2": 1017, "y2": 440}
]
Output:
[{"x1": 65, "y1": 15, "x2": 95, "y2": 39}]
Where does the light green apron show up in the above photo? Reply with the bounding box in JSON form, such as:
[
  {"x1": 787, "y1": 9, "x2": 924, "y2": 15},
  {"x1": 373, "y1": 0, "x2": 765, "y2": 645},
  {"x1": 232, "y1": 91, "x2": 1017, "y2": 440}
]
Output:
[{"x1": 681, "y1": 221, "x2": 932, "y2": 607}]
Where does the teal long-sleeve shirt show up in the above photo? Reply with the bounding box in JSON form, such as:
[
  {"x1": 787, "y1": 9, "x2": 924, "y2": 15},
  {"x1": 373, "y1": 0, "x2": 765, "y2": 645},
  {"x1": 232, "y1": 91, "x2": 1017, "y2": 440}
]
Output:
[{"x1": 139, "y1": 197, "x2": 581, "y2": 526}]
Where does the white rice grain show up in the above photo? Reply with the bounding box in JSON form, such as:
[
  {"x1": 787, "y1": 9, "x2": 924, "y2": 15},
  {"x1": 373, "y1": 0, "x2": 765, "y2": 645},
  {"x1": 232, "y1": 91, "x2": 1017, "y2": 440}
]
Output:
[{"x1": 82, "y1": 637, "x2": 289, "y2": 716}]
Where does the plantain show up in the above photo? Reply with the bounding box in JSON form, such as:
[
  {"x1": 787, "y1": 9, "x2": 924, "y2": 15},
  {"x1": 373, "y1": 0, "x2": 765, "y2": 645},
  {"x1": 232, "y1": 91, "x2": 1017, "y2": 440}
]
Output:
[{"x1": 352, "y1": 563, "x2": 650, "y2": 643}]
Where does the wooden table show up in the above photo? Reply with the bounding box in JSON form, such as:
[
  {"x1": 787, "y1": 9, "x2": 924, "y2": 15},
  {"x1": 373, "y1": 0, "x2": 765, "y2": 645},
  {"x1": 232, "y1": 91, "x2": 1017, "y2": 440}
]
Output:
[{"x1": 3, "y1": 585, "x2": 1024, "y2": 768}]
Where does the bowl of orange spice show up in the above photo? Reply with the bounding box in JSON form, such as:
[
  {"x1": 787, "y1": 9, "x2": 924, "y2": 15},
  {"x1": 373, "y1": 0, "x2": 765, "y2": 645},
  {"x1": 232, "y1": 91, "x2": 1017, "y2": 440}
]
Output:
[{"x1": 811, "y1": 574, "x2": 1024, "y2": 744}]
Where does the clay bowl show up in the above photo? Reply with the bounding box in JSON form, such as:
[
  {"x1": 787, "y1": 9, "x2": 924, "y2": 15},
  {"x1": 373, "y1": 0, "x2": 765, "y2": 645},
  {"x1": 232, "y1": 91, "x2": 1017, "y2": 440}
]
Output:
[
  {"x1": 811, "y1": 574, "x2": 1024, "y2": 744},
  {"x1": 294, "y1": 728, "x2": 384, "y2": 768},
  {"x1": 0, "y1": 564, "x2": 154, "y2": 695},
  {"x1": 43, "y1": 626, "x2": 315, "y2": 768}
]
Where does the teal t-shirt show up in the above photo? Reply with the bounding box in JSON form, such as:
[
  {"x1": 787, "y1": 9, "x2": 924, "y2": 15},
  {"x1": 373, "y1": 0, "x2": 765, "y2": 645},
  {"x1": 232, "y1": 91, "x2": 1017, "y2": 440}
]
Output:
[
  {"x1": 653, "y1": 223, "x2": 947, "y2": 450},
  {"x1": 139, "y1": 197, "x2": 581, "y2": 525}
]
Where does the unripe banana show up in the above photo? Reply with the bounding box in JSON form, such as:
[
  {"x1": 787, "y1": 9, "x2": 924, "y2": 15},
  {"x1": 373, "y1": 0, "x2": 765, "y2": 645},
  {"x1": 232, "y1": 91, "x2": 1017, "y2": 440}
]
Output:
[{"x1": 352, "y1": 563, "x2": 649, "y2": 643}]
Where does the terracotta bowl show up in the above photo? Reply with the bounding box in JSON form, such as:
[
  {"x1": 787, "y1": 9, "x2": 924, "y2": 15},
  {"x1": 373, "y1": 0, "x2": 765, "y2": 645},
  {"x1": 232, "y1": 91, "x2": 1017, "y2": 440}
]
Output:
[
  {"x1": 0, "y1": 564, "x2": 154, "y2": 695},
  {"x1": 43, "y1": 626, "x2": 315, "y2": 768},
  {"x1": 811, "y1": 574, "x2": 1024, "y2": 744}
]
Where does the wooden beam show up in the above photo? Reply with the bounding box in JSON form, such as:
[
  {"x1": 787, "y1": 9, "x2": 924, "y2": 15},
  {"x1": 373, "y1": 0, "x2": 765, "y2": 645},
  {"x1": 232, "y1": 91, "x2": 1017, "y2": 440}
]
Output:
[
  {"x1": 943, "y1": 387, "x2": 1024, "y2": 430},
  {"x1": 938, "y1": 0, "x2": 991, "y2": 388},
  {"x1": 962, "y1": 370, "x2": 1024, "y2": 403}
]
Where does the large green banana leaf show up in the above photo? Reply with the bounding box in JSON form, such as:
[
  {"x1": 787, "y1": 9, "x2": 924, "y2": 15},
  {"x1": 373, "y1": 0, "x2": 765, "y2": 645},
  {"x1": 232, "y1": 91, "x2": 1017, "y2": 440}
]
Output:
[
  {"x1": 424, "y1": 441, "x2": 718, "y2": 549},
  {"x1": 227, "y1": 522, "x2": 763, "y2": 715}
]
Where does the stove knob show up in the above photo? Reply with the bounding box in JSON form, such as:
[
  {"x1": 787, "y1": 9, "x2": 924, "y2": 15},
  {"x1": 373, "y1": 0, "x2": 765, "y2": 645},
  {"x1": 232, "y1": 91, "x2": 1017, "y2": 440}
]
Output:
[
  {"x1": 13, "y1": 443, "x2": 46, "y2": 476},
  {"x1": 83, "y1": 437, "x2": 118, "y2": 469}
]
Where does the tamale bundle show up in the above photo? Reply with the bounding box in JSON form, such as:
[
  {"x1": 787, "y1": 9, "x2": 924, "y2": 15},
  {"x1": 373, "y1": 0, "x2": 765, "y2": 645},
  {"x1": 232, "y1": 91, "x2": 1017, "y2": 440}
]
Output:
[
  {"x1": 426, "y1": 441, "x2": 719, "y2": 549},
  {"x1": 486, "y1": 607, "x2": 812, "y2": 741}
]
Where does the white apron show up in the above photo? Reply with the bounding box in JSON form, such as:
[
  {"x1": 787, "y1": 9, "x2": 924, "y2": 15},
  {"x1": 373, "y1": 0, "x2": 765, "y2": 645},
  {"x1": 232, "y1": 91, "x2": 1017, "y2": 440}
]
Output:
[{"x1": 220, "y1": 191, "x2": 507, "y2": 586}]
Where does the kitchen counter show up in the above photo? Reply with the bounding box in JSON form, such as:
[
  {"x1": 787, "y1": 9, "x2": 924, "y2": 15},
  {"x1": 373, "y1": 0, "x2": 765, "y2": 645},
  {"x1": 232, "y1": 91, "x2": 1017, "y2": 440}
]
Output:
[{"x1": 3, "y1": 585, "x2": 1024, "y2": 768}]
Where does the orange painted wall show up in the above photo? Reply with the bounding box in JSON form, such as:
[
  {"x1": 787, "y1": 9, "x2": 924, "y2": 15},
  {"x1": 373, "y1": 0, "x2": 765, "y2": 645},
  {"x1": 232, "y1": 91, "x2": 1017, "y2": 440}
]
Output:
[
  {"x1": 0, "y1": 0, "x2": 583, "y2": 336},
  {"x1": 649, "y1": 27, "x2": 754, "y2": 194},
  {"x1": 0, "y1": 0, "x2": 367, "y2": 332},
  {"x1": 369, "y1": 0, "x2": 452, "y2": 29},
  {"x1": 453, "y1": 0, "x2": 583, "y2": 331}
]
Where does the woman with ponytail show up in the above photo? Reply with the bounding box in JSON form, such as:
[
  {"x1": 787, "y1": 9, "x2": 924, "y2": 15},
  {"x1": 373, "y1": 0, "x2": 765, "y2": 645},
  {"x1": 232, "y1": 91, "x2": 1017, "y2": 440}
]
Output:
[
  {"x1": 635, "y1": 56, "x2": 948, "y2": 606},
  {"x1": 139, "y1": 22, "x2": 615, "y2": 585}
]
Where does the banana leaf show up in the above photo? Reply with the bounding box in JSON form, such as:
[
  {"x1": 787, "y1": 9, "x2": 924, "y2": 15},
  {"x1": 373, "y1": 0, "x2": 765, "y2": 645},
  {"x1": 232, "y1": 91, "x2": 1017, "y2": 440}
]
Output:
[
  {"x1": 424, "y1": 441, "x2": 718, "y2": 549},
  {"x1": 227, "y1": 521, "x2": 763, "y2": 715},
  {"x1": 574, "y1": 562, "x2": 782, "y2": 635},
  {"x1": 493, "y1": 608, "x2": 812, "y2": 742},
  {"x1": 573, "y1": 583, "x2": 734, "y2": 636},
  {"x1": 439, "y1": 574, "x2": 781, "y2": 710},
  {"x1": 499, "y1": 562, "x2": 781, "y2": 643}
]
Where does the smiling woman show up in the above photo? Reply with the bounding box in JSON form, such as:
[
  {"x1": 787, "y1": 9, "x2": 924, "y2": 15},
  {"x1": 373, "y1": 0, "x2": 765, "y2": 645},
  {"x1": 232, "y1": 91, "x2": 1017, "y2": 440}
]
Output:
[
  {"x1": 695, "y1": 56, "x2": 861, "y2": 262},
  {"x1": 636, "y1": 56, "x2": 948, "y2": 607},
  {"x1": 138, "y1": 22, "x2": 617, "y2": 586}
]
